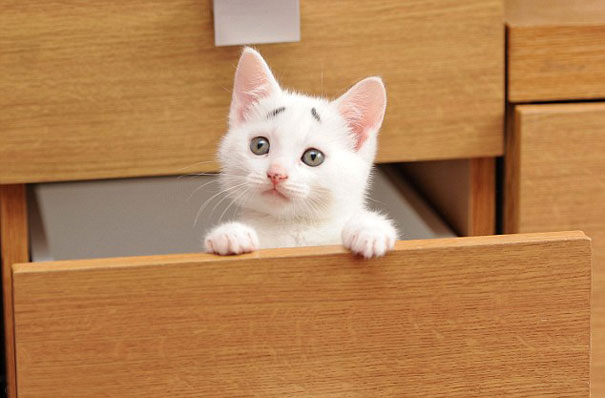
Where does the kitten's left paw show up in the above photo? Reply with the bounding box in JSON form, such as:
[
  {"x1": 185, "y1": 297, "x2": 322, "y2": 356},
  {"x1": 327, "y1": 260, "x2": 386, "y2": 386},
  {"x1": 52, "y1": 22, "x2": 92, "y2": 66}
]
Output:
[{"x1": 342, "y1": 213, "x2": 397, "y2": 259}]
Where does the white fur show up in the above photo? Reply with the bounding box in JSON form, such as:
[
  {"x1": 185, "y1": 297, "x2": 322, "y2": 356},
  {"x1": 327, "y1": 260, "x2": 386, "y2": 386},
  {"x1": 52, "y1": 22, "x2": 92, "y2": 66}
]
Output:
[
  {"x1": 204, "y1": 47, "x2": 397, "y2": 258},
  {"x1": 204, "y1": 222, "x2": 258, "y2": 255}
]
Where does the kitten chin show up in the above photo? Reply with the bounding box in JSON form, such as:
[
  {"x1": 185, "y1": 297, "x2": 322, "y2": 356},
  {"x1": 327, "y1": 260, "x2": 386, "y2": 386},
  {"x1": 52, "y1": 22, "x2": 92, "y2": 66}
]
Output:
[{"x1": 205, "y1": 47, "x2": 397, "y2": 257}]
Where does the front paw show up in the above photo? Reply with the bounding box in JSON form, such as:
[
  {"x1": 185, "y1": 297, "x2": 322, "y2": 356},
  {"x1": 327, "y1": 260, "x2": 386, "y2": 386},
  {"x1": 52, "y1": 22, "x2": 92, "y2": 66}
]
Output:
[
  {"x1": 204, "y1": 222, "x2": 259, "y2": 255},
  {"x1": 342, "y1": 213, "x2": 397, "y2": 258}
]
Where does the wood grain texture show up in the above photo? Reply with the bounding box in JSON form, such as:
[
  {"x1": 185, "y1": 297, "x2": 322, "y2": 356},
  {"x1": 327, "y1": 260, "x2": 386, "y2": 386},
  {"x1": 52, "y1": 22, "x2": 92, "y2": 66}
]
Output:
[
  {"x1": 504, "y1": 105, "x2": 519, "y2": 233},
  {"x1": 504, "y1": 103, "x2": 605, "y2": 397},
  {"x1": 0, "y1": 0, "x2": 504, "y2": 184},
  {"x1": 0, "y1": 185, "x2": 29, "y2": 398},
  {"x1": 506, "y1": 0, "x2": 605, "y2": 102},
  {"x1": 506, "y1": 0, "x2": 605, "y2": 26},
  {"x1": 470, "y1": 158, "x2": 496, "y2": 236},
  {"x1": 13, "y1": 232, "x2": 590, "y2": 398},
  {"x1": 400, "y1": 158, "x2": 495, "y2": 236}
]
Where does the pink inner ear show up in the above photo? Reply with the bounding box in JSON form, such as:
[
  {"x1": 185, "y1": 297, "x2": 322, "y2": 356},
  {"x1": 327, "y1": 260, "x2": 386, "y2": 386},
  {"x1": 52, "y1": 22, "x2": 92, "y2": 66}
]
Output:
[
  {"x1": 231, "y1": 49, "x2": 279, "y2": 125},
  {"x1": 234, "y1": 66, "x2": 272, "y2": 121},
  {"x1": 337, "y1": 78, "x2": 386, "y2": 151}
]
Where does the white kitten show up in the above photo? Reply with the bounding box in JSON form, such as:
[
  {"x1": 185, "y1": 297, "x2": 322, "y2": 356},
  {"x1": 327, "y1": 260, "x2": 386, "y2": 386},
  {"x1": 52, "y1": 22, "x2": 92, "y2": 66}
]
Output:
[{"x1": 204, "y1": 47, "x2": 397, "y2": 258}]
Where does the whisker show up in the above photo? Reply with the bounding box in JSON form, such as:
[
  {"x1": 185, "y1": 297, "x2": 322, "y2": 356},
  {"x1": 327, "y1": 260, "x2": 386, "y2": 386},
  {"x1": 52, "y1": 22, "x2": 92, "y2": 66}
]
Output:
[
  {"x1": 179, "y1": 162, "x2": 250, "y2": 179},
  {"x1": 283, "y1": 187, "x2": 306, "y2": 196},
  {"x1": 177, "y1": 160, "x2": 217, "y2": 172},
  {"x1": 209, "y1": 183, "x2": 245, "y2": 216},
  {"x1": 306, "y1": 193, "x2": 329, "y2": 218},
  {"x1": 194, "y1": 182, "x2": 248, "y2": 226},
  {"x1": 179, "y1": 169, "x2": 247, "y2": 179},
  {"x1": 178, "y1": 172, "x2": 219, "y2": 179},
  {"x1": 365, "y1": 196, "x2": 386, "y2": 206},
  {"x1": 186, "y1": 179, "x2": 221, "y2": 201},
  {"x1": 218, "y1": 187, "x2": 249, "y2": 225},
  {"x1": 304, "y1": 199, "x2": 321, "y2": 221},
  {"x1": 186, "y1": 173, "x2": 248, "y2": 201},
  {"x1": 306, "y1": 197, "x2": 322, "y2": 218}
]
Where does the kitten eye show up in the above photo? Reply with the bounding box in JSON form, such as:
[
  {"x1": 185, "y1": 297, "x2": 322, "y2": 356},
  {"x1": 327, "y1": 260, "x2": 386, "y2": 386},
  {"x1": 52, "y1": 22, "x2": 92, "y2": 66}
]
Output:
[
  {"x1": 250, "y1": 136, "x2": 270, "y2": 155},
  {"x1": 301, "y1": 148, "x2": 325, "y2": 167}
]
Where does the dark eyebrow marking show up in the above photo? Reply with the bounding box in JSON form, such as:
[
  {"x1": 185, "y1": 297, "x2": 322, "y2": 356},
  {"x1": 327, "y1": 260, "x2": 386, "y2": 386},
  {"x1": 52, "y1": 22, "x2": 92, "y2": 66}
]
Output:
[
  {"x1": 267, "y1": 106, "x2": 286, "y2": 119},
  {"x1": 311, "y1": 107, "x2": 321, "y2": 122}
]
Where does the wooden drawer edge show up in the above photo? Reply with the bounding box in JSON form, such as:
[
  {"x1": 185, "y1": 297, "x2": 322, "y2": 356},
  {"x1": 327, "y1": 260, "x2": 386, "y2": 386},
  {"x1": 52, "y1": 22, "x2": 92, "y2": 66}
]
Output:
[{"x1": 13, "y1": 231, "x2": 589, "y2": 274}]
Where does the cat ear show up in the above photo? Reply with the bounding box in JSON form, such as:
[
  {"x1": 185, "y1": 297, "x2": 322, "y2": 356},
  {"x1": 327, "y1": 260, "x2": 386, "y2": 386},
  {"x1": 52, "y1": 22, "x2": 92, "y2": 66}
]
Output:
[
  {"x1": 334, "y1": 77, "x2": 387, "y2": 151},
  {"x1": 229, "y1": 47, "x2": 281, "y2": 127}
]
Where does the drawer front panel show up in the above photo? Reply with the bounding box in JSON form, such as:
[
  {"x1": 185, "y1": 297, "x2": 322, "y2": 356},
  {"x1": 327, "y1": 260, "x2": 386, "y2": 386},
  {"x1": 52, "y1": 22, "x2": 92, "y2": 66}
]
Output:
[
  {"x1": 13, "y1": 232, "x2": 590, "y2": 397},
  {"x1": 505, "y1": 103, "x2": 605, "y2": 396},
  {"x1": 0, "y1": 0, "x2": 503, "y2": 184},
  {"x1": 506, "y1": 0, "x2": 605, "y2": 102}
]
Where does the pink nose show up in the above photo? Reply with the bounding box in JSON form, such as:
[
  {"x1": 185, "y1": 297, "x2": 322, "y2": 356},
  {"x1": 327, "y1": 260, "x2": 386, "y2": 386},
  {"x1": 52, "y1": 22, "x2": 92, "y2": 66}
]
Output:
[{"x1": 267, "y1": 166, "x2": 288, "y2": 185}]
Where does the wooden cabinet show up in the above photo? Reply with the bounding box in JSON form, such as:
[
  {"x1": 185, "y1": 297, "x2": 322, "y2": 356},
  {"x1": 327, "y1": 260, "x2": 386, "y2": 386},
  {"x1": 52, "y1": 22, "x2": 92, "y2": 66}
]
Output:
[
  {"x1": 0, "y1": 0, "x2": 503, "y2": 184},
  {"x1": 505, "y1": 103, "x2": 605, "y2": 396},
  {"x1": 12, "y1": 232, "x2": 590, "y2": 397},
  {"x1": 2, "y1": 0, "x2": 599, "y2": 396}
]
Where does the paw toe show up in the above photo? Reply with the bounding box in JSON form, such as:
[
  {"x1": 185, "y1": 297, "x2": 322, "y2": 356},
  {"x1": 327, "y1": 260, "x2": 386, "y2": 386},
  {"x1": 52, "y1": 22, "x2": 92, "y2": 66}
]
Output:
[
  {"x1": 343, "y1": 228, "x2": 394, "y2": 259},
  {"x1": 204, "y1": 223, "x2": 259, "y2": 255}
]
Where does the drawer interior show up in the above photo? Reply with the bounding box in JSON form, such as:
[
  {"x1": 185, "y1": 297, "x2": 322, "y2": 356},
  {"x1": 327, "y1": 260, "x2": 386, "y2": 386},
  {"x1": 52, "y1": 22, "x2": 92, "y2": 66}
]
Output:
[{"x1": 27, "y1": 165, "x2": 455, "y2": 261}]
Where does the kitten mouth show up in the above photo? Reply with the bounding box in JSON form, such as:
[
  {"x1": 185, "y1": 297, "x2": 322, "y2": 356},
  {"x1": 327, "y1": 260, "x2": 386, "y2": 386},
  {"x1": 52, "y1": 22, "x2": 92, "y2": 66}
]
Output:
[{"x1": 262, "y1": 188, "x2": 289, "y2": 200}]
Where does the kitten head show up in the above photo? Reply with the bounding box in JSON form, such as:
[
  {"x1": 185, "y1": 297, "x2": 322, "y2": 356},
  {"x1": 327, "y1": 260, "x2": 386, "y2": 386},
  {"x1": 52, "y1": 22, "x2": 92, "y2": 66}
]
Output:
[{"x1": 218, "y1": 47, "x2": 386, "y2": 220}]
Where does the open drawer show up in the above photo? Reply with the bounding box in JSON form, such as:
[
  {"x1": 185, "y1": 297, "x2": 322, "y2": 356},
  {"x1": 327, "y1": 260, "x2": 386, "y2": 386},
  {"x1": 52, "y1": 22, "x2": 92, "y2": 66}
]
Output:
[
  {"x1": 26, "y1": 166, "x2": 455, "y2": 261},
  {"x1": 0, "y1": 160, "x2": 496, "y2": 397},
  {"x1": 11, "y1": 231, "x2": 591, "y2": 397}
]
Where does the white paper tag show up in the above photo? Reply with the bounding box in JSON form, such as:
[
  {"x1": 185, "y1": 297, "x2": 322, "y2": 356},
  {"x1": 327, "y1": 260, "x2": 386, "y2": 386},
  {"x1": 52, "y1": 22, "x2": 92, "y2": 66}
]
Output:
[{"x1": 213, "y1": 0, "x2": 300, "y2": 47}]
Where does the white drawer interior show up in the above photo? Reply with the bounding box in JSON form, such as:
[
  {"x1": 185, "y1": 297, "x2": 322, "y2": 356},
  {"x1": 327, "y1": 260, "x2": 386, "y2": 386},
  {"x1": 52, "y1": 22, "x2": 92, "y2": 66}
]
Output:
[{"x1": 28, "y1": 165, "x2": 455, "y2": 261}]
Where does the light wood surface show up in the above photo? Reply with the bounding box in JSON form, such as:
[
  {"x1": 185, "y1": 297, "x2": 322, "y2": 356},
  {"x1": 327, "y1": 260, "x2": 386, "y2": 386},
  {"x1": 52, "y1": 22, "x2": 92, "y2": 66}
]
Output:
[
  {"x1": 505, "y1": 103, "x2": 605, "y2": 397},
  {"x1": 0, "y1": 185, "x2": 29, "y2": 398},
  {"x1": 400, "y1": 158, "x2": 495, "y2": 237},
  {"x1": 13, "y1": 232, "x2": 590, "y2": 397},
  {"x1": 506, "y1": 0, "x2": 605, "y2": 26},
  {"x1": 469, "y1": 158, "x2": 496, "y2": 236},
  {"x1": 0, "y1": 0, "x2": 504, "y2": 184},
  {"x1": 506, "y1": 0, "x2": 605, "y2": 102}
]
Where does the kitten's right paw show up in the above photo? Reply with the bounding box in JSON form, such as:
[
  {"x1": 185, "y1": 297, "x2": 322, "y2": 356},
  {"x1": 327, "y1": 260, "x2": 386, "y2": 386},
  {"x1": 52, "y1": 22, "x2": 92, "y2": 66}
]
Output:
[
  {"x1": 204, "y1": 222, "x2": 259, "y2": 255},
  {"x1": 342, "y1": 211, "x2": 397, "y2": 259}
]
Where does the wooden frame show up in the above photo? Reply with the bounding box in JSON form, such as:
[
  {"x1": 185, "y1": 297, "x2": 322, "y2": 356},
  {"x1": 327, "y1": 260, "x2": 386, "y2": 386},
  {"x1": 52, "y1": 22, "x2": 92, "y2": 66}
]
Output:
[{"x1": 0, "y1": 185, "x2": 29, "y2": 398}]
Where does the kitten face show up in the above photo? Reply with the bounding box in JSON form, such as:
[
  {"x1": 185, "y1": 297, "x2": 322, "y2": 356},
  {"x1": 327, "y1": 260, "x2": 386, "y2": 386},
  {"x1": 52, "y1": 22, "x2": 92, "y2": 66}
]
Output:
[{"x1": 217, "y1": 48, "x2": 386, "y2": 220}]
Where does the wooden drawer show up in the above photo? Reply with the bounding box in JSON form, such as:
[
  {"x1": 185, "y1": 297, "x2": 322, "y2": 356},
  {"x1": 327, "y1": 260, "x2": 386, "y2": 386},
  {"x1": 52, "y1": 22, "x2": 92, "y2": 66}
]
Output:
[
  {"x1": 11, "y1": 232, "x2": 591, "y2": 397},
  {"x1": 1, "y1": 160, "x2": 497, "y2": 397},
  {"x1": 0, "y1": 0, "x2": 504, "y2": 184},
  {"x1": 506, "y1": 0, "x2": 605, "y2": 102},
  {"x1": 504, "y1": 103, "x2": 605, "y2": 396}
]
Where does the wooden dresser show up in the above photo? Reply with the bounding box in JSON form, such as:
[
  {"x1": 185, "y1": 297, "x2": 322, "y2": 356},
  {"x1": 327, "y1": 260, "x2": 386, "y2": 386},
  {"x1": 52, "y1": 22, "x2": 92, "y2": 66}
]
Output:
[{"x1": 0, "y1": 0, "x2": 596, "y2": 397}]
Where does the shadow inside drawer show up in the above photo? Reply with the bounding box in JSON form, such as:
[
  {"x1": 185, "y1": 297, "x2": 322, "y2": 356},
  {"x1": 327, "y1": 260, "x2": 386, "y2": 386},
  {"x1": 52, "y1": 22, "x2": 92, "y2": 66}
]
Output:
[{"x1": 28, "y1": 165, "x2": 455, "y2": 261}]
